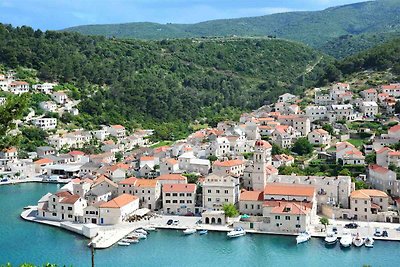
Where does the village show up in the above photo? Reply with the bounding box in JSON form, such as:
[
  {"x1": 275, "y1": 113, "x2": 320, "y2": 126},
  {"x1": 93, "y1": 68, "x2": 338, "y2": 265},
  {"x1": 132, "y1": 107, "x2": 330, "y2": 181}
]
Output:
[{"x1": 2, "y1": 69, "x2": 400, "y2": 248}]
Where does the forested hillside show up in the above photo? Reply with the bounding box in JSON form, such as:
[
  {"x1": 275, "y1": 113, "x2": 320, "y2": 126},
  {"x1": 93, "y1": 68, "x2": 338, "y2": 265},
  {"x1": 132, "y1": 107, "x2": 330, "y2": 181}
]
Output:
[
  {"x1": 319, "y1": 32, "x2": 400, "y2": 59},
  {"x1": 337, "y1": 38, "x2": 400, "y2": 76},
  {"x1": 64, "y1": 0, "x2": 400, "y2": 54},
  {"x1": 0, "y1": 24, "x2": 334, "y2": 138}
]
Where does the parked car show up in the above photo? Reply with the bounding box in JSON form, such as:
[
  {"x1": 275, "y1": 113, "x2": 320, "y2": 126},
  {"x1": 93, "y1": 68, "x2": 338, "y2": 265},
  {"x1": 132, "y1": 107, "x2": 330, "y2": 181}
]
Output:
[
  {"x1": 396, "y1": 226, "x2": 400, "y2": 232},
  {"x1": 374, "y1": 228, "x2": 382, "y2": 237},
  {"x1": 166, "y1": 219, "x2": 173, "y2": 225},
  {"x1": 172, "y1": 220, "x2": 179, "y2": 225},
  {"x1": 332, "y1": 226, "x2": 338, "y2": 234},
  {"x1": 0, "y1": 178, "x2": 8, "y2": 182},
  {"x1": 344, "y1": 223, "x2": 358, "y2": 229},
  {"x1": 382, "y1": 230, "x2": 389, "y2": 237}
]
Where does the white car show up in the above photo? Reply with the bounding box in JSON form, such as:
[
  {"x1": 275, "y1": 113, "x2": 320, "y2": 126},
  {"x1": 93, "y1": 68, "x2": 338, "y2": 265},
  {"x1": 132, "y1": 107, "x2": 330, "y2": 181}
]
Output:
[{"x1": 172, "y1": 220, "x2": 179, "y2": 225}]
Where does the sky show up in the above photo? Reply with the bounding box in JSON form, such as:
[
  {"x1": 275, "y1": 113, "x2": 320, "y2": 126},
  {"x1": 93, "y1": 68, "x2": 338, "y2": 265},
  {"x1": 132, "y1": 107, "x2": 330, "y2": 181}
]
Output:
[{"x1": 0, "y1": 0, "x2": 371, "y2": 30}]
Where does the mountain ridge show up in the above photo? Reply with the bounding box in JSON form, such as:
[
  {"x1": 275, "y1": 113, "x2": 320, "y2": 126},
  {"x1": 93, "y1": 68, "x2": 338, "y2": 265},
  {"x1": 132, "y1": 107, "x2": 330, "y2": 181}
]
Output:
[{"x1": 63, "y1": 0, "x2": 400, "y2": 53}]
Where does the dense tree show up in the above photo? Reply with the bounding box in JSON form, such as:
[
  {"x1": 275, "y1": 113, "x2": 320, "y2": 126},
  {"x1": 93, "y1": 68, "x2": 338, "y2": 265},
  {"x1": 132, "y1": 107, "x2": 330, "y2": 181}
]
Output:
[
  {"x1": 291, "y1": 138, "x2": 313, "y2": 156},
  {"x1": 0, "y1": 94, "x2": 29, "y2": 150},
  {"x1": 223, "y1": 203, "x2": 239, "y2": 218}
]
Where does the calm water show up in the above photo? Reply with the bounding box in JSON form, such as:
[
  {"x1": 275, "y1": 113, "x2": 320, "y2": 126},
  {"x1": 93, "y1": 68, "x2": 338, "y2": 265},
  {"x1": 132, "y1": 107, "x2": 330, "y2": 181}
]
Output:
[{"x1": 0, "y1": 183, "x2": 399, "y2": 267}]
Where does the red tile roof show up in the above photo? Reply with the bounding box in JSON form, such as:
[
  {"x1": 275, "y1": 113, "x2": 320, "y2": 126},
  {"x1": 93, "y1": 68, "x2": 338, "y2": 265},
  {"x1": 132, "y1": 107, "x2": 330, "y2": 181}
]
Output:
[
  {"x1": 255, "y1": 140, "x2": 272, "y2": 149},
  {"x1": 264, "y1": 183, "x2": 315, "y2": 197},
  {"x1": 213, "y1": 159, "x2": 245, "y2": 167},
  {"x1": 240, "y1": 190, "x2": 264, "y2": 201},
  {"x1": 100, "y1": 194, "x2": 138, "y2": 208},
  {"x1": 156, "y1": 174, "x2": 187, "y2": 181},
  {"x1": 34, "y1": 158, "x2": 53, "y2": 165},
  {"x1": 60, "y1": 194, "x2": 81, "y2": 204},
  {"x1": 162, "y1": 183, "x2": 196, "y2": 193},
  {"x1": 369, "y1": 164, "x2": 390, "y2": 174},
  {"x1": 68, "y1": 150, "x2": 85, "y2": 156},
  {"x1": 119, "y1": 177, "x2": 138, "y2": 185},
  {"x1": 350, "y1": 189, "x2": 388, "y2": 199}
]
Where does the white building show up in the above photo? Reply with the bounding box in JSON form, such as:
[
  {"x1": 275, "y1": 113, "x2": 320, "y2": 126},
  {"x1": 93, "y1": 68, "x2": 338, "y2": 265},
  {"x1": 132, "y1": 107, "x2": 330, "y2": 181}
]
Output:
[
  {"x1": 360, "y1": 101, "x2": 378, "y2": 118},
  {"x1": 305, "y1": 106, "x2": 327, "y2": 122},
  {"x1": 202, "y1": 174, "x2": 240, "y2": 211},
  {"x1": 162, "y1": 183, "x2": 196, "y2": 215},
  {"x1": 308, "y1": 129, "x2": 331, "y2": 146},
  {"x1": 33, "y1": 118, "x2": 57, "y2": 130},
  {"x1": 98, "y1": 194, "x2": 139, "y2": 225}
]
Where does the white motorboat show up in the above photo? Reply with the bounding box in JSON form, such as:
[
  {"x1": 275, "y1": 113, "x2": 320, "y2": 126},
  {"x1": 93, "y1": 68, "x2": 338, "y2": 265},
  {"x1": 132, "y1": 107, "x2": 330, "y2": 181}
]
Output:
[
  {"x1": 364, "y1": 237, "x2": 374, "y2": 248},
  {"x1": 118, "y1": 241, "x2": 130, "y2": 246},
  {"x1": 135, "y1": 229, "x2": 148, "y2": 235},
  {"x1": 122, "y1": 238, "x2": 139, "y2": 244},
  {"x1": 183, "y1": 228, "x2": 196, "y2": 235},
  {"x1": 128, "y1": 233, "x2": 147, "y2": 239},
  {"x1": 353, "y1": 234, "x2": 364, "y2": 247},
  {"x1": 324, "y1": 231, "x2": 338, "y2": 245},
  {"x1": 227, "y1": 227, "x2": 246, "y2": 238},
  {"x1": 143, "y1": 226, "x2": 157, "y2": 231},
  {"x1": 296, "y1": 232, "x2": 311, "y2": 244},
  {"x1": 340, "y1": 231, "x2": 352, "y2": 248}
]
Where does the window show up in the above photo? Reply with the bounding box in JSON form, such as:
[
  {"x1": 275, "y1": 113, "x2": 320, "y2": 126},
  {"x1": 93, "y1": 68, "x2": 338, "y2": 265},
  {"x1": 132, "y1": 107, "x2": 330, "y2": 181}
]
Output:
[
  {"x1": 172, "y1": 193, "x2": 178, "y2": 197},
  {"x1": 364, "y1": 200, "x2": 367, "y2": 205},
  {"x1": 216, "y1": 190, "x2": 220, "y2": 194},
  {"x1": 275, "y1": 215, "x2": 280, "y2": 220},
  {"x1": 355, "y1": 200, "x2": 358, "y2": 204},
  {"x1": 180, "y1": 200, "x2": 185, "y2": 204},
  {"x1": 68, "y1": 207, "x2": 72, "y2": 211},
  {"x1": 225, "y1": 190, "x2": 228, "y2": 194},
  {"x1": 166, "y1": 200, "x2": 171, "y2": 203},
  {"x1": 285, "y1": 216, "x2": 290, "y2": 221},
  {"x1": 187, "y1": 200, "x2": 192, "y2": 204},
  {"x1": 61, "y1": 206, "x2": 64, "y2": 210},
  {"x1": 225, "y1": 199, "x2": 228, "y2": 202},
  {"x1": 172, "y1": 200, "x2": 178, "y2": 203},
  {"x1": 295, "y1": 224, "x2": 301, "y2": 228},
  {"x1": 179, "y1": 193, "x2": 185, "y2": 197},
  {"x1": 208, "y1": 190, "x2": 211, "y2": 193},
  {"x1": 68, "y1": 214, "x2": 73, "y2": 218},
  {"x1": 187, "y1": 193, "x2": 192, "y2": 197},
  {"x1": 207, "y1": 198, "x2": 211, "y2": 202},
  {"x1": 355, "y1": 208, "x2": 358, "y2": 211},
  {"x1": 364, "y1": 208, "x2": 367, "y2": 212},
  {"x1": 52, "y1": 213, "x2": 57, "y2": 216},
  {"x1": 166, "y1": 193, "x2": 171, "y2": 197}
]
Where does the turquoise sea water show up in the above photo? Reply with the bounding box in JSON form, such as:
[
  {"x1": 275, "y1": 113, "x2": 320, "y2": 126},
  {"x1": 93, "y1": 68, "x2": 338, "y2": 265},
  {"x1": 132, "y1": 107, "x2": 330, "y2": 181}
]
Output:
[{"x1": 0, "y1": 183, "x2": 399, "y2": 267}]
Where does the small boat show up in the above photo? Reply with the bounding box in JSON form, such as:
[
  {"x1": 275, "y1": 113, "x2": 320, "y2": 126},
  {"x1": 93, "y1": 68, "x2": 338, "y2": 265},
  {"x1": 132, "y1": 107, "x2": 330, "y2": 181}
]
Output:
[
  {"x1": 296, "y1": 232, "x2": 311, "y2": 244},
  {"x1": 364, "y1": 237, "x2": 374, "y2": 248},
  {"x1": 340, "y1": 231, "x2": 352, "y2": 248},
  {"x1": 198, "y1": 229, "x2": 208, "y2": 235},
  {"x1": 227, "y1": 227, "x2": 246, "y2": 238},
  {"x1": 122, "y1": 238, "x2": 139, "y2": 244},
  {"x1": 118, "y1": 241, "x2": 130, "y2": 246},
  {"x1": 324, "y1": 231, "x2": 338, "y2": 245},
  {"x1": 135, "y1": 229, "x2": 148, "y2": 235},
  {"x1": 353, "y1": 234, "x2": 364, "y2": 247},
  {"x1": 128, "y1": 233, "x2": 147, "y2": 239},
  {"x1": 183, "y1": 228, "x2": 196, "y2": 235},
  {"x1": 143, "y1": 226, "x2": 156, "y2": 231}
]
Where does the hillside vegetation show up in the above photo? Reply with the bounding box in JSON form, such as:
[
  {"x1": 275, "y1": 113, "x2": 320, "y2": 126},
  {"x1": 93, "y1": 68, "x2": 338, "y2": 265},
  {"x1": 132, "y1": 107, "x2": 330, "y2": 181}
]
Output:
[
  {"x1": 63, "y1": 0, "x2": 400, "y2": 55},
  {"x1": 0, "y1": 24, "x2": 333, "y2": 138}
]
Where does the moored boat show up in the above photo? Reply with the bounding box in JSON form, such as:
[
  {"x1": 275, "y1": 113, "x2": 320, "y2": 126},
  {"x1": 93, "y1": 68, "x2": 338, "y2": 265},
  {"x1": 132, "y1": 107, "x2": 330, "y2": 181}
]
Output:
[
  {"x1": 143, "y1": 226, "x2": 156, "y2": 231},
  {"x1": 183, "y1": 228, "x2": 196, "y2": 235},
  {"x1": 135, "y1": 229, "x2": 148, "y2": 235},
  {"x1": 296, "y1": 232, "x2": 311, "y2": 244},
  {"x1": 118, "y1": 241, "x2": 130, "y2": 246},
  {"x1": 364, "y1": 237, "x2": 374, "y2": 248},
  {"x1": 227, "y1": 227, "x2": 246, "y2": 238},
  {"x1": 353, "y1": 234, "x2": 364, "y2": 247},
  {"x1": 340, "y1": 231, "x2": 352, "y2": 248},
  {"x1": 128, "y1": 233, "x2": 147, "y2": 239},
  {"x1": 324, "y1": 231, "x2": 338, "y2": 245},
  {"x1": 198, "y1": 229, "x2": 208, "y2": 235},
  {"x1": 122, "y1": 238, "x2": 139, "y2": 244}
]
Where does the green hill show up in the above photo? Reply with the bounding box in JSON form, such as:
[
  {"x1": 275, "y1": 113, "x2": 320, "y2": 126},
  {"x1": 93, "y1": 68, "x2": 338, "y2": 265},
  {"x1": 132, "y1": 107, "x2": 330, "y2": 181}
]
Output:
[
  {"x1": 0, "y1": 24, "x2": 333, "y2": 138},
  {"x1": 63, "y1": 0, "x2": 400, "y2": 52},
  {"x1": 320, "y1": 32, "x2": 400, "y2": 59},
  {"x1": 337, "y1": 37, "x2": 400, "y2": 75}
]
